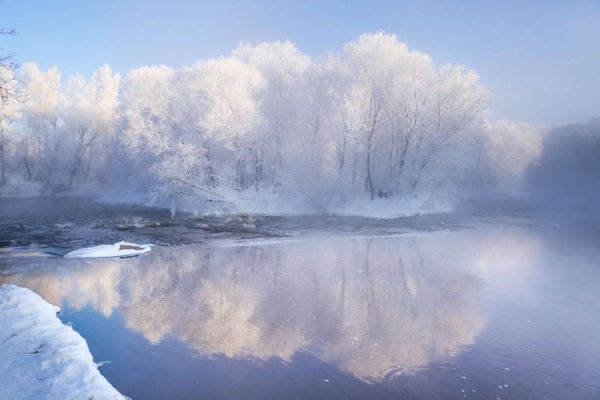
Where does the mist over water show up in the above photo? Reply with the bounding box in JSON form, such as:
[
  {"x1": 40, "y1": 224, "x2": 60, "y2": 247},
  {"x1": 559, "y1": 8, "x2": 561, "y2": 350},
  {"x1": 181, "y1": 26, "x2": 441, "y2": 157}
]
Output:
[
  {"x1": 526, "y1": 118, "x2": 600, "y2": 210},
  {"x1": 2, "y1": 216, "x2": 599, "y2": 399}
]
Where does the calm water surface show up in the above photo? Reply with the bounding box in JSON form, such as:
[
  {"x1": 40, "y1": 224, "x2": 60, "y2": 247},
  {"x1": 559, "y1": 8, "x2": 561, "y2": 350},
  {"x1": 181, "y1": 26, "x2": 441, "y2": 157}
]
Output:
[{"x1": 1, "y1": 199, "x2": 599, "y2": 399}]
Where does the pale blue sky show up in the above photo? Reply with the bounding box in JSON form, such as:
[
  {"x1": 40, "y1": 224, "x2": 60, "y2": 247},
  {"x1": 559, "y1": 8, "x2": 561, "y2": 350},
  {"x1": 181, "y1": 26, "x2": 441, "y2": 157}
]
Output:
[{"x1": 2, "y1": 0, "x2": 599, "y2": 125}]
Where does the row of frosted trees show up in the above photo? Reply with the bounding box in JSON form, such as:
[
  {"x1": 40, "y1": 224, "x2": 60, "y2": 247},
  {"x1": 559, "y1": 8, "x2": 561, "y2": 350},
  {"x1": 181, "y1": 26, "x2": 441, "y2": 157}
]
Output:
[
  {"x1": 0, "y1": 33, "x2": 541, "y2": 210},
  {"x1": 0, "y1": 63, "x2": 120, "y2": 192}
]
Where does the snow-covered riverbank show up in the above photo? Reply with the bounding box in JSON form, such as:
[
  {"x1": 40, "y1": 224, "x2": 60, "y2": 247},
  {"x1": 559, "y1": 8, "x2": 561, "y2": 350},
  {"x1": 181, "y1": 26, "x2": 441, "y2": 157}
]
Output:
[{"x1": 0, "y1": 284, "x2": 126, "y2": 399}]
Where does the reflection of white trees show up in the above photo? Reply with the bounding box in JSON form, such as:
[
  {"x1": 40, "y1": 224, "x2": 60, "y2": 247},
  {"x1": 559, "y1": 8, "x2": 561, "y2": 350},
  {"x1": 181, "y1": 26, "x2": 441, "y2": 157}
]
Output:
[
  {"x1": 116, "y1": 236, "x2": 487, "y2": 379},
  {"x1": 1, "y1": 230, "x2": 541, "y2": 381},
  {"x1": 4, "y1": 259, "x2": 122, "y2": 317}
]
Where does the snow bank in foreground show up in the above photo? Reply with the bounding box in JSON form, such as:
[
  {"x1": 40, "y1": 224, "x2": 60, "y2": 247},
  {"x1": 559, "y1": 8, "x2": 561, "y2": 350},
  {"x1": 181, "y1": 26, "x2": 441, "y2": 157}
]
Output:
[
  {"x1": 64, "y1": 241, "x2": 152, "y2": 258},
  {"x1": 0, "y1": 284, "x2": 126, "y2": 400}
]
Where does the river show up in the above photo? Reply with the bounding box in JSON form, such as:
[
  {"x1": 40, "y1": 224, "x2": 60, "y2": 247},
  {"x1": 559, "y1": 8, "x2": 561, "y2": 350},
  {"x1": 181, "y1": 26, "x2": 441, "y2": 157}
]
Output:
[{"x1": 1, "y1": 197, "x2": 599, "y2": 399}]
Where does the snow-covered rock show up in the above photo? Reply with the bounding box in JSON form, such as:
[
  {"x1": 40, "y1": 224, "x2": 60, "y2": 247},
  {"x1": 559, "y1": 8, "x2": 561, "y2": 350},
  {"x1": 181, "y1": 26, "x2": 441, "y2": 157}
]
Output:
[
  {"x1": 0, "y1": 284, "x2": 126, "y2": 399},
  {"x1": 64, "y1": 241, "x2": 152, "y2": 258}
]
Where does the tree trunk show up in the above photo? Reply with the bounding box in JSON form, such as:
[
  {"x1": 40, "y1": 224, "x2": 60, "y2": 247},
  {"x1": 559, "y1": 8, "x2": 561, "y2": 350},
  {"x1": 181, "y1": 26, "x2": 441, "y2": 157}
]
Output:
[
  {"x1": 411, "y1": 160, "x2": 427, "y2": 191},
  {"x1": 0, "y1": 121, "x2": 5, "y2": 186},
  {"x1": 365, "y1": 92, "x2": 381, "y2": 200},
  {"x1": 0, "y1": 143, "x2": 5, "y2": 186},
  {"x1": 23, "y1": 158, "x2": 32, "y2": 181},
  {"x1": 365, "y1": 139, "x2": 375, "y2": 200}
]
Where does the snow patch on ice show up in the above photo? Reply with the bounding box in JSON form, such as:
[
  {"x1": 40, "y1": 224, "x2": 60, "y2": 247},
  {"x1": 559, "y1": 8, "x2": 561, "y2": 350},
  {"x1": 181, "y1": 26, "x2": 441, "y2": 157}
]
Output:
[
  {"x1": 64, "y1": 241, "x2": 152, "y2": 258},
  {"x1": 0, "y1": 284, "x2": 126, "y2": 399}
]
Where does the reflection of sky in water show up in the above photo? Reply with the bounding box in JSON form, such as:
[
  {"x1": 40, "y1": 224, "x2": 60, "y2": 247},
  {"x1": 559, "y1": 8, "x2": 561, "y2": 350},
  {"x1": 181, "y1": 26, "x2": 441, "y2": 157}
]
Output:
[{"x1": 1, "y1": 227, "x2": 547, "y2": 382}]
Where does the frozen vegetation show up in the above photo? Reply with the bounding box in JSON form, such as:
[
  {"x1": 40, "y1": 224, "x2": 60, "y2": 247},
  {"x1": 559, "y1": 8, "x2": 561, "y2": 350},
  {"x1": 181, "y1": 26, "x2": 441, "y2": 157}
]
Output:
[
  {"x1": 0, "y1": 32, "x2": 546, "y2": 215},
  {"x1": 0, "y1": 284, "x2": 126, "y2": 400}
]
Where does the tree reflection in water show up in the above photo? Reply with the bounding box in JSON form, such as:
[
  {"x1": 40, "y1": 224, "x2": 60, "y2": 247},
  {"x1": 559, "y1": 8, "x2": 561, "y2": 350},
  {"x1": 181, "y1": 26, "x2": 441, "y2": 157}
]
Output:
[{"x1": 3, "y1": 229, "x2": 541, "y2": 381}]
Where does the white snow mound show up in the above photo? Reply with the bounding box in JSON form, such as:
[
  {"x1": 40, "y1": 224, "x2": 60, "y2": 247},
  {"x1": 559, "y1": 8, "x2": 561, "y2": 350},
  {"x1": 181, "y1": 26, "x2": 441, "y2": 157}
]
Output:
[
  {"x1": 64, "y1": 241, "x2": 152, "y2": 258},
  {"x1": 0, "y1": 284, "x2": 126, "y2": 399}
]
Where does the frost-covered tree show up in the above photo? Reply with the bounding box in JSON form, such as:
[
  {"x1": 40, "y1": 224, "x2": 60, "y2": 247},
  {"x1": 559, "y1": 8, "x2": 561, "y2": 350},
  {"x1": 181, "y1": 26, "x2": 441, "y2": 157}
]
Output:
[
  {"x1": 63, "y1": 65, "x2": 120, "y2": 186},
  {"x1": 116, "y1": 33, "x2": 520, "y2": 212},
  {"x1": 0, "y1": 65, "x2": 19, "y2": 186},
  {"x1": 4, "y1": 64, "x2": 120, "y2": 192},
  {"x1": 233, "y1": 41, "x2": 311, "y2": 190},
  {"x1": 0, "y1": 26, "x2": 18, "y2": 186},
  {"x1": 17, "y1": 63, "x2": 63, "y2": 187},
  {"x1": 2, "y1": 32, "x2": 545, "y2": 211},
  {"x1": 121, "y1": 65, "x2": 178, "y2": 198},
  {"x1": 479, "y1": 120, "x2": 542, "y2": 192},
  {"x1": 122, "y1": 60, "x2": 263, "y2": 205},
  {"x1": 179, "y1": 57, "x2": 263, "y2": 190},
  {"x1": 333, "y1": 33, "x2": 487, "y2": 200}
]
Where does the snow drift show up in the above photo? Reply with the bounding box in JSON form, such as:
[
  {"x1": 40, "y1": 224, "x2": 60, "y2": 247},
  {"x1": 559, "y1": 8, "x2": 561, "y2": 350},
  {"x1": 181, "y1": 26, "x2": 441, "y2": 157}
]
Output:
[{"x1": 0, "y1": 284, "x2": 126, "y2": 399}]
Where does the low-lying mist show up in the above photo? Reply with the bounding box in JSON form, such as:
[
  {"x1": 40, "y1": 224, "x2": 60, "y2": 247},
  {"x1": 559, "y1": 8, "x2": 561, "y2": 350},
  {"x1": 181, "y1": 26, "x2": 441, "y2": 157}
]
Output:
[{"x1": 526, "y1": 119, "x2": 600, "y2": 210}]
